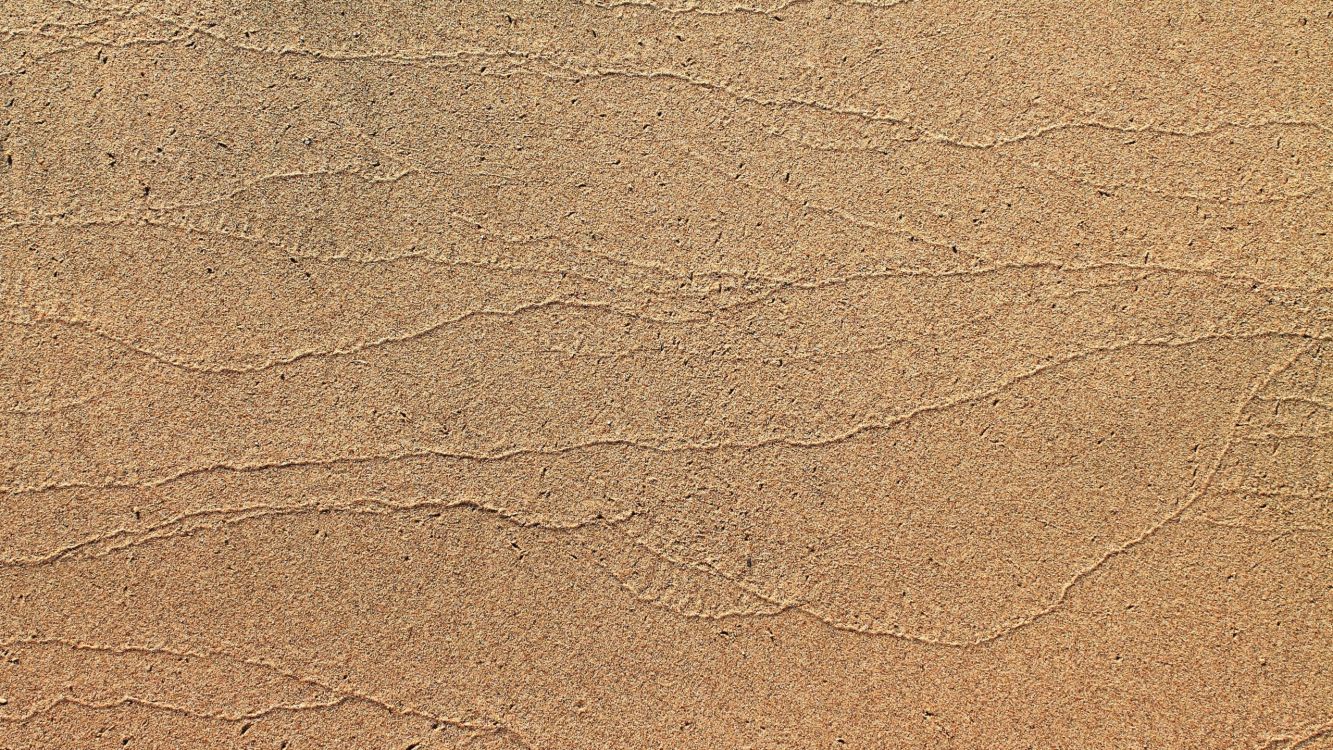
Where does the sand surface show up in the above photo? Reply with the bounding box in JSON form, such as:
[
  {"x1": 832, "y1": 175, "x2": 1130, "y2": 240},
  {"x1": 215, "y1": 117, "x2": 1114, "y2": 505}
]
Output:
[{"x1": 2, "y1": 1, "x2": 1331, "y2": 748}]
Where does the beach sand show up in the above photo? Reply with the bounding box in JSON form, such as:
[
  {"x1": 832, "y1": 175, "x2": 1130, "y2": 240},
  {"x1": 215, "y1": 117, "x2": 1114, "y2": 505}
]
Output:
[{"x1": 1, "y1": 1, "x2": 1331, "y2": 747}]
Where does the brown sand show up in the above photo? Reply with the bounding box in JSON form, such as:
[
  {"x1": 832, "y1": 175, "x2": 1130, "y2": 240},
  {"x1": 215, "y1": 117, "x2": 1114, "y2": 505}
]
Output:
[{"x1": 1, "y1": 1, "x2": 1331, "y2": 748}]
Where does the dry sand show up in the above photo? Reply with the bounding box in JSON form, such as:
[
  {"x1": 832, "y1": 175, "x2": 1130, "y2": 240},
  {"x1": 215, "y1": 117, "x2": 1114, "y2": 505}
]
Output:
[{"x1": 1, "y1": 0, "x2": 1331, "y2": 748}]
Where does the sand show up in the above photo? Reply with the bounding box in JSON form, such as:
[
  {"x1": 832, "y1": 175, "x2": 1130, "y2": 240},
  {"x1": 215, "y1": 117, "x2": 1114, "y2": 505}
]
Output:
[{"x1": 1, "y1": 0, "x2": 1331, "y2": 748}]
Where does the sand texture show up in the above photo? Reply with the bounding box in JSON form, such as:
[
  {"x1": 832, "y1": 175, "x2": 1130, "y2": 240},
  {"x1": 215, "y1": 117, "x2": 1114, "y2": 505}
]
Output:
[{"x1": 2, "y1": 0, "x2": 1332, "y2": 748}]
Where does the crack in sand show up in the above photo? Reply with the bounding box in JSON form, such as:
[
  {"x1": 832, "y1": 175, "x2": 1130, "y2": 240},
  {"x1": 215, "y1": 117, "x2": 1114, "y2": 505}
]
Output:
[
  {"x1": 1, "y1": 337, "x2": 1321, "y2": 648},
  {"x1": 3, "y1": 328, "x2": 1324, "y2": 497},
  {"x1": 5, "y1": 0, "x2": 1328, "y2": 739},
  {"x1": 3, "y1": 239, "x2": 1325, "y2": 378},
  {"x1": 1256, "y1": 717, "x2": 1333, "y2": 750},
  {"x1": 0, "y1": 496, "x2": 634, "y2": 569},
  {"x1": 0, "y1": 694, "x2": 352, "y2": 726},
  {"x1": 23, "y1": 5, "x2": 1331, "y2": 149},
  {"x1": 0, "y1": 636, "x2": 533, "y2": 747},
  {"x1": 589, "y1": 337, "x2": 1316, "y2": 646}
]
